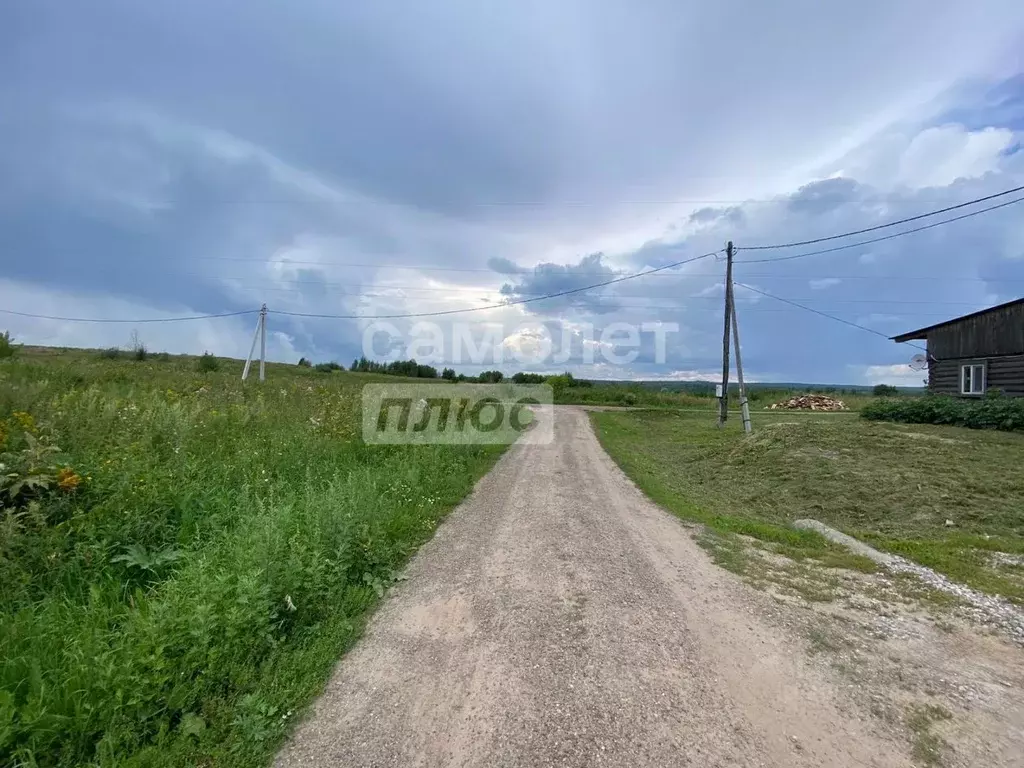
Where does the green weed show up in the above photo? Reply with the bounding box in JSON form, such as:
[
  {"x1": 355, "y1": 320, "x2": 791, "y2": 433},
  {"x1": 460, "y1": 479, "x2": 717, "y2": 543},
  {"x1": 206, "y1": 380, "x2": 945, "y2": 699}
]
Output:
[
  {"x1": 906, "y1": 704, "x2": 953, "y2": 767},
  {"x1": 0, "y1": 349, "x2": 505, "y2": 766}
]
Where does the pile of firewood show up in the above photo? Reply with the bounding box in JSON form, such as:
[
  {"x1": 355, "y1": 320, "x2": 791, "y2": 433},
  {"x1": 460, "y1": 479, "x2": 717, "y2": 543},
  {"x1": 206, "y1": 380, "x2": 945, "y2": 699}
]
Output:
[{"x1": 767, "y1": 394, "x2": 847, "y2": 411}]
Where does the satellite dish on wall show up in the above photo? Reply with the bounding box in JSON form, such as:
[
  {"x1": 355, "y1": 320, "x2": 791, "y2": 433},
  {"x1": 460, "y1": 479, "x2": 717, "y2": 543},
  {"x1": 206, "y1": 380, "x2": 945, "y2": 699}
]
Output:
[{"x1": 910, "y1": 354, "x2": 928, "y2": 371}]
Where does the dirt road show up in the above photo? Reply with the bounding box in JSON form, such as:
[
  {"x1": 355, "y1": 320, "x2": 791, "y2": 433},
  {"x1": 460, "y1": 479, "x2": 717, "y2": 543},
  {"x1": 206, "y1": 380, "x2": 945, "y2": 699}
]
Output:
[{"x1": 276, "y1": 406, "x2": 911, "y2": 767}]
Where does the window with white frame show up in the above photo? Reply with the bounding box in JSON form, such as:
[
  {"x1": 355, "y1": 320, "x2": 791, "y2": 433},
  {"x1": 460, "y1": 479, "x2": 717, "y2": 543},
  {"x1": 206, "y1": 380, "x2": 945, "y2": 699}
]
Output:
[{"x1": 960, "y1": 362, "x2": 986, "y2": 395}]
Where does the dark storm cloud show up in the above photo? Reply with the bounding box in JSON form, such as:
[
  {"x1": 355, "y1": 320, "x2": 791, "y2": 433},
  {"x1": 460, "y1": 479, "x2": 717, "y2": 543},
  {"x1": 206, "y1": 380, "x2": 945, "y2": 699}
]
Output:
[
  {"x1": 499, "y1": 254, "x2": 621, "y2": 314},
  {"x1": 688, "y1": 206, "x2": 745, "y2": 225},
  {"x1": 786, "y1": 178, "x2": 865, "y2": 215},
  {"x1": 2, "y1": 0, "x2": 1024, "y2": 382},
  {"x1": 487, "y1": 257, "x2": 526, "y2": 275}
]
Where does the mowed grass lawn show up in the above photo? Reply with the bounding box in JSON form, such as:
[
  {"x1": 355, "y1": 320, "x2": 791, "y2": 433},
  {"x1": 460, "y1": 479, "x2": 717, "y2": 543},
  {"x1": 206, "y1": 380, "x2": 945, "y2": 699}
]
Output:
[
  {"x1": 591, "y1": 408, "x2": 1024, "y2": 601},
  {"x1": 0, "y1": 349, "x2": 506, "y2": 767}
]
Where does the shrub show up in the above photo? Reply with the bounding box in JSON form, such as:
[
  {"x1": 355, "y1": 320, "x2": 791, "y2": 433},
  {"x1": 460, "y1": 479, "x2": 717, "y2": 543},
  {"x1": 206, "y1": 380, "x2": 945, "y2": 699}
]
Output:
[
  {"x1": 862, "y1": 395, "x2": 1024, "y2": 432},
  {"x1": 297, "y1": 357, "x2": 312, "y2": 367},
  {"x1": 314, "y1": 361, "x2": 344, "y2": 373},
  {"x1": 129, "y1": 330, "x2": 147, "y2": 361},
  {"x1": 155, "y1": 352, "x2": 171, "y2": 362},
  {"x1": 511, "y1": 372, "x2": 546, "y2": 384},
  {"x1": 872, "y1": 384, "x2": 898, "y2": 397},
  {"x1": 0, "y1": 331, "x2": 17, "y2": 359},
  {"x1": 197, "y1": 352, "x2": 220, "y2": 372},
  {"x1": 99, "y1": 347, "x2": 121, "y2": 360},
  {"x1": 546, "y1": 374, "x2": 572, "y2": 392}
]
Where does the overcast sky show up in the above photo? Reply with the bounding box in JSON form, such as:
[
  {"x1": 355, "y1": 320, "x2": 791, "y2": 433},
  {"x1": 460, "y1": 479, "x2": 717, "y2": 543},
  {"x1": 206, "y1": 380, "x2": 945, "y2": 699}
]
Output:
[{"x1": 2, "y1": 1, "x2": 1024, "y2": 384}]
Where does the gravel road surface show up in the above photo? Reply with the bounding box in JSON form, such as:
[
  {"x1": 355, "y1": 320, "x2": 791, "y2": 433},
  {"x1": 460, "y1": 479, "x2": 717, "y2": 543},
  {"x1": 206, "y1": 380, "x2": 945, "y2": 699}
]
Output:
[{"x1": 276, "y1": 406, "x2": 909, "y2": 767}]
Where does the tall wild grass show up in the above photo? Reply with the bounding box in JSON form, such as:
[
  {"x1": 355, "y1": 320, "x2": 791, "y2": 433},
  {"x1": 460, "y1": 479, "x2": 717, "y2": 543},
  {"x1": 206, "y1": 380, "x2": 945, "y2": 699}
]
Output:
[{"x1": 0, "y1": 351, "x2": 502, "y2": 766}]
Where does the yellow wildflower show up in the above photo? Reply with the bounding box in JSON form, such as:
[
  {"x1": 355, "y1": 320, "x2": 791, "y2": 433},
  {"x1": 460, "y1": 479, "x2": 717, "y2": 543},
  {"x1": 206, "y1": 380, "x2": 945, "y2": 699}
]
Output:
[{"x1": 57, "y1": 467, "x2": 82, "y2": 492}]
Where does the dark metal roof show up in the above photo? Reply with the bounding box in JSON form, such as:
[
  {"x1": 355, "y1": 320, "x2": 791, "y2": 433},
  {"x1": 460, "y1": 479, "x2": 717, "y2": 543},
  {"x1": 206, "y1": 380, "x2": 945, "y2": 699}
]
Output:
[{"x1": 891, "y1": 297, "x2": 1024, "y2": 342}]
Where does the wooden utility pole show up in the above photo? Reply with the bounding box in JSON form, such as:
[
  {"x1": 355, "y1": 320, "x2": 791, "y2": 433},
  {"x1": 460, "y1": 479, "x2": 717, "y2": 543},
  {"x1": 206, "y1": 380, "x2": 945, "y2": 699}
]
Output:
[
  {"x1": 242, "y1": 309, "x2": 261, "y2": 381},
  {"x1": 717, "y1": 242, "x2": 734, "y2": 427},
  {"x1": 242, "y1": 304, "x2": 268, "y2": 382},
  {"x1": 258, "y1": 303, "x2": 267, "y2": 382},
  {"x1": 730, "y1": 284, "x2": 752, "y2": 434}
]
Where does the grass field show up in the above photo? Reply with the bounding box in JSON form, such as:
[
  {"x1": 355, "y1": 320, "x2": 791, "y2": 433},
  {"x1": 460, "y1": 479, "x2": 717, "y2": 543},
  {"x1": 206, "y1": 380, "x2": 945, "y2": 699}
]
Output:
[
  {"x1": 0, "y1": 348, "x2": 506, "y2": 767},
  {"x1": 555, "y1": 381, "x2": 877, "y2": 411},
  {"x1": 591, "y1": 409, "x2": 1024, "y2": 602}
]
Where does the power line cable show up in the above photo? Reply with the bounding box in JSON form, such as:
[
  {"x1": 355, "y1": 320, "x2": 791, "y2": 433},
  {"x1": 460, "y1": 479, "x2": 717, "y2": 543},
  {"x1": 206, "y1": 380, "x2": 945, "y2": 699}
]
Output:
[
  {"x1": 0, "y1": 308, "x2": 260, "y2": 324},
  {"x1": 271, "y1": 251, "x2": 720, "y2": 319},
  {"x1": 269, "y1": 296, "x2": 961, "y2": 316},
  {"x1": 8, "y1": 186, "x2": 1020, "y2": 324},
  {"x1": 206, "y1": 274, "x2": 1024, "y2": 286},
  {"x1": 174, "y1": 271, "x2": 1024, "y2": 286},
  {"x1": 90, "y1": 196, "x2": 1009, "y2": 206},
  {"x1": 110, "y1": 256, "x2": 712, "y2": 273},
  {"x1": 737, "y1": 195, "x2": 1024, "y2": 264},
  {"x1": 734, "y1": 282, "x2": 927, "y2": 351},
  {"x1": 0, "y1": 298, "x2": 962, "y2": 326},
  {"x1": 197, "y1": 275, "x2": 1012, "y2": 300},
  {"x1": 214, "y1": 284, "x2": 994, "y2": 305},
  {"x1": 739, "y1": 184, "x2": 1024, "y2": 251}
]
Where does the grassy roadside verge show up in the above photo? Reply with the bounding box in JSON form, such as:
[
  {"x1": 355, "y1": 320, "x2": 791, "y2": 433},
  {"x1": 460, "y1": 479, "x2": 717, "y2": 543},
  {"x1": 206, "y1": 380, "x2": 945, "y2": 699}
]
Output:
[
  {"x1": 554, "y1": 381, "x2": 876, "y2": 411},
  {"x1": 1, "y1": 353, "x2": 506, "y2": 767},
  {"x1": 590, "y1": 409, "x2": 1024, "y2": 602}
]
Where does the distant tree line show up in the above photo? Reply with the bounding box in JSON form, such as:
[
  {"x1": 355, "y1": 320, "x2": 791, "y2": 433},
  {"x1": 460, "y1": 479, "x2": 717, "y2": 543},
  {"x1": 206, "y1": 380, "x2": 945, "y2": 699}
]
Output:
[
  {"x1": 350, "y1": 357, "x2": 439, "y2": 378},
  {"x1": 312, "y1": 357, "x2": 597, "y2": 387}
]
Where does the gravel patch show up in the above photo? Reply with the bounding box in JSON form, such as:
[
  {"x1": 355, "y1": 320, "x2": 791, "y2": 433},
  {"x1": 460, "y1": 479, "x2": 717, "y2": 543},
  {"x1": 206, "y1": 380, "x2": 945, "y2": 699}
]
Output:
[
  {"x1": 794, "y1": 519, "x2": 1024, "y2": 644},
  {"x1": 990, "y1": 552, "x2": 1024, "y2": 569}
]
